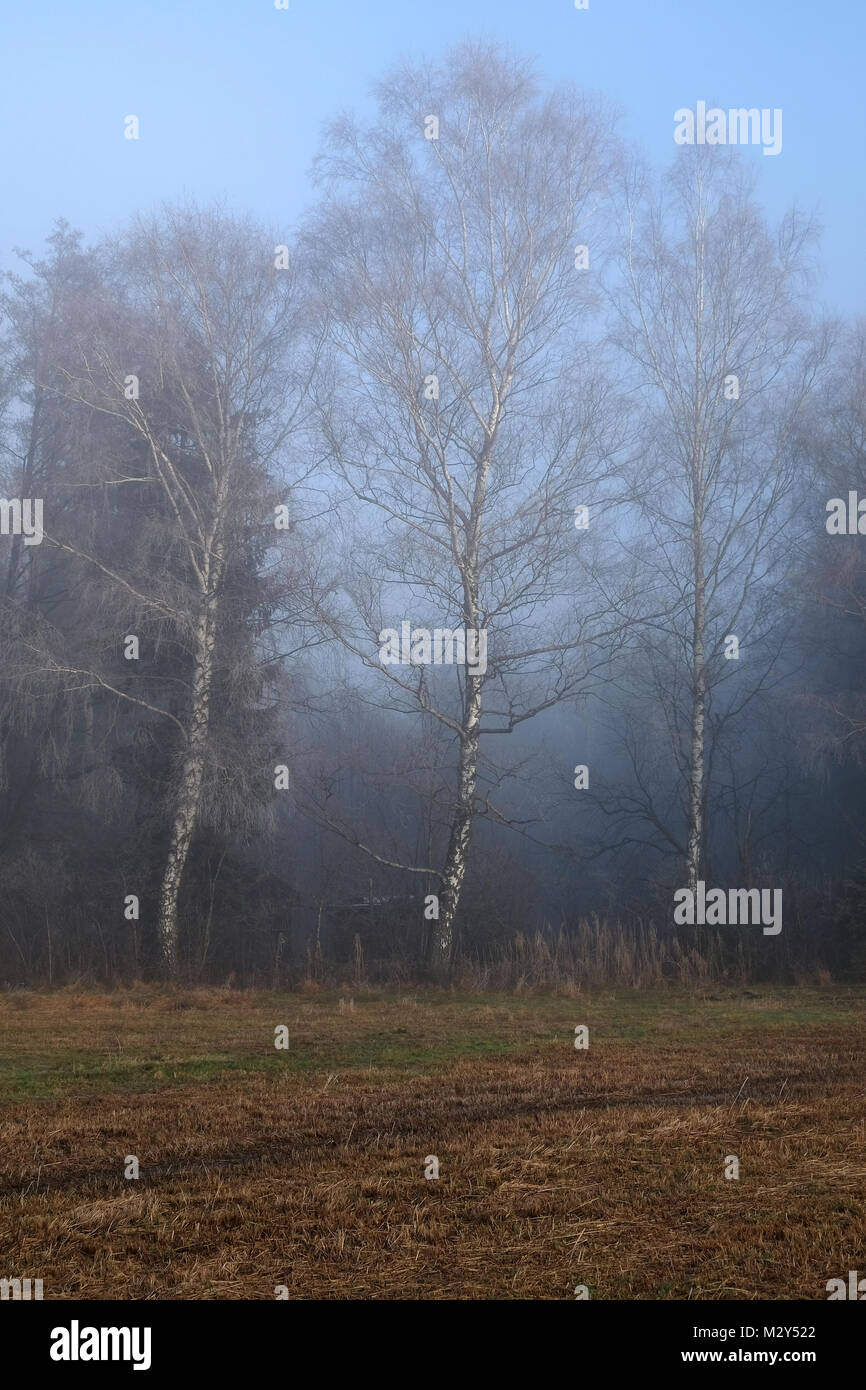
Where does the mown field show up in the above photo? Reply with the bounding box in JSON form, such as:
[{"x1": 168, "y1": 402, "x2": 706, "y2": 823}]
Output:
[{"x1": 0, "y1": 986, "x2": 864, "y2": 1299}]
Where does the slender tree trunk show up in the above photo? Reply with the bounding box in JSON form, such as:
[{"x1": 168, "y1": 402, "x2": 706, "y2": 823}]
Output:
[
  {"x1": 156, "y1": 590, "x2": 219, "y2": 975},
  {"x1": 428, "y1": 665, "x2": 483, "y2": 973},
  {"x1": 426, "y1": 431, "x2": 495, "y2": 974},
  {"x1": 686, "y1": 195, "x2": 708, "y2": 896},
  {"x1": 686, "y1": 541, "x2": 706, "y2": 892}
]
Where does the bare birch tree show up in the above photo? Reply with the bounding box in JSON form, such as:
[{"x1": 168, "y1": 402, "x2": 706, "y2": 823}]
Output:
[
  {"x1": 305, "y1": 43, "x2": 641, "y2": 970},
  {"x1": 606, "y1": 148, "x2": 827, "y2": 890},
  {"x1": 53, "y1": 208, "x2": 311, "y2": 973}
]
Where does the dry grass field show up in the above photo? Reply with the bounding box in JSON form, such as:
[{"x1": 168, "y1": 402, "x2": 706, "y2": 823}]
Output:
[{"x1": 1, "y1": 985, "x2": 864, "y2": 1300}]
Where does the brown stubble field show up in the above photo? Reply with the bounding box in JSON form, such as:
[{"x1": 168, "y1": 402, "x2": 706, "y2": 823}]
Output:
[{"x1": 0, "y1": 987, "x2": 864, "y2": 1300}]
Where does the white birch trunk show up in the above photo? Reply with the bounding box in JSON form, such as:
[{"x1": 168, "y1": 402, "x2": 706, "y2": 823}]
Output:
[
  {"x1": 429, "y1": 665, "x2": 483, "y2": 972},
  {"x1": 686, "y1": 534, "x2": 706, "y2": 892},
  {"x1": 155, "y1": 584, "x2": 220, "y2": 975}
]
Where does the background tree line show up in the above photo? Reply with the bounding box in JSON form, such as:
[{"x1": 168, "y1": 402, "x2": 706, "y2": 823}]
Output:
[{"x1": 0, "y1": 42, "x2": 863, "y2": 986}]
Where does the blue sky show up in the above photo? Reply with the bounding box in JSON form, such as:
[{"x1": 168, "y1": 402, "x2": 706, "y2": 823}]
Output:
[{"x1": 1, "y1": 0, "x2": 863, "y2": 310}]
